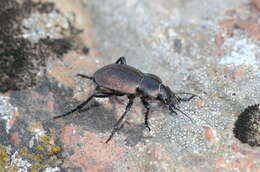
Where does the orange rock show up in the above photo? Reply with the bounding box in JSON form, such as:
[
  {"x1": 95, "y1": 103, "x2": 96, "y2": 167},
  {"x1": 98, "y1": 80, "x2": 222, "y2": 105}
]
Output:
[
  {"x1": 69, "y1": 131, "x2": 125, "y2": 171},
  {"x1": 47, "y1": 92, "x2": 54, "y2": 112},
  {"x1": 215, "y1": 32, "x2": 224, "y2": 48},
  {"x1": 219, "y1": 18, "x2": 236, "y2": 28},
  {"x1": 9, "y1": 132, "x2": 21, "y2": 145},
  {"x1": 253, "y1": 168, "x2": 260, "y2": 172},
  {"x1": 204, "y1": 127, "x2": 214, "y2": 142},
  {"x1": 216, "y1": 158, "x2": 225, "y2": 166},
  {"x1": 237, "y1": 19, "x2": 260, "y2": 39},
  {"x1": 62, "y1": 125, "x2": 81, "y2": 145},
  {"x1": 252, "y1": 0, "x2": 260, "y2": 11},
  {"x1": 223, "y1": 69, "x2": 246, "y2": 81},
  {"x1": 8, "y1": 110, "x2": 20, "y2": 131}
]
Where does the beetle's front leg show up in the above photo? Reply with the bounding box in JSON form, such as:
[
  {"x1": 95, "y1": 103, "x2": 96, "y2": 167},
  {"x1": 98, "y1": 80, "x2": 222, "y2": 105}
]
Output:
[
  {"x1": 177, "y1": 95, "x2": 196, "y2": 102},
  {"x1": 105, "y1": 95, "x2": 134, "y2": 143},
  {"x1": 169, "y1": 105, "x2": 194, "y2": 123}
]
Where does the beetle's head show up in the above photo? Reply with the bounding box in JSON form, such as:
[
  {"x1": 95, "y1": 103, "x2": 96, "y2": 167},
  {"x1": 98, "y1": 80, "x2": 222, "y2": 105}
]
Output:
[
  {"x1": 158, "y1": 84, "x2": 199, "y2": 123},
  {"x1": 158, "y1": 84, "x2": 180, "y2": 106}
]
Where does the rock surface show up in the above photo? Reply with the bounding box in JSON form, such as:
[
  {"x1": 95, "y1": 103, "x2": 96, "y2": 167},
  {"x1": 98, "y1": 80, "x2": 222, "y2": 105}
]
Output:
[{"x1": 0, "y1": 0, "x2": 260, "y2": 171}]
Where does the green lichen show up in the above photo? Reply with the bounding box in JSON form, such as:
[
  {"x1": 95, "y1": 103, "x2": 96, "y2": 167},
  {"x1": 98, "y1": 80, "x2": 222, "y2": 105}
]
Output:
[
  {"x1": 0, "y1": 145, "x2": 9, "y2": 170},
  {"x1": 31, "y1": 163, "x2": 48, "y2": 172},
  {"x1": 0, "y1": 145, "x2": 18, "y2": 172},
  {"x1": 17, "y1": 135, "x2": 62, "y2": 171},
  {"x1": 41, "y1": 135, "x2": 51, "y2": 145},
  {"x1": 47, "y1": 146, "x2": 61, "y2": 156},
  {"x1": 35, "y1": 145, "x2": 45, "y2": 152}
]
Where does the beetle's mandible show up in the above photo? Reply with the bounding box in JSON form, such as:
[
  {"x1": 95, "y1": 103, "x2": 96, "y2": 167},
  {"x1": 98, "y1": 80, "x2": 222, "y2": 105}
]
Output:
[{"x1": 53, "y1": 57, "x2": 199, "y2": 143}]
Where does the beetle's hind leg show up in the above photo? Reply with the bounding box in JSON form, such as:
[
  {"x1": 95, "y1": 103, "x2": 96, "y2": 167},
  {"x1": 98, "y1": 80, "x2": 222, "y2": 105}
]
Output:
[
  {"x1": 115, "y1": 56, "x2": 126, "y2": 64},
  {"x1": 105, "y1": 95, "x2": 135, "y2": 143},
  {"x1": 76, "y1": 73, "x2": 94, "y2": 80},
  {"x1": 53, "y1": 92, "x2": 112, "y2": 119}
]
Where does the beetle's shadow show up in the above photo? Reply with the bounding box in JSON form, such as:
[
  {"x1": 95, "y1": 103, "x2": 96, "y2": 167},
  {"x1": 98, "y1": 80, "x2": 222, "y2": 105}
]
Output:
[
  {"x1": 121, "y1": 123, "x2": 153, "y2": 146},
  {"x1": 60, "y1": 100, "x2": 117, "y2": 132},
  {"x1": 58, "y1": 100, "x2": 149, "y2": 146}
]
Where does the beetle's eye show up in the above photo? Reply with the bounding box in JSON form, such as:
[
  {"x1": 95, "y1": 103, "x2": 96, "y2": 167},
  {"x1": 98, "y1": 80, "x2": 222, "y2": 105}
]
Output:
[
  {"x1": 163, "y1": 97, "x2": 168, "y2": 103},
  {"x1": 157, "y1": 94, "x2": 166, "y2": 103}
]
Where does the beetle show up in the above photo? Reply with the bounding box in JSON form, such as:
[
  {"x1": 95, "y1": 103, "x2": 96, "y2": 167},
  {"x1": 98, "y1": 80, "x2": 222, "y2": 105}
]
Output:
[{"x1": 53, "y1": 57, "x2": 199, "y2": 143}]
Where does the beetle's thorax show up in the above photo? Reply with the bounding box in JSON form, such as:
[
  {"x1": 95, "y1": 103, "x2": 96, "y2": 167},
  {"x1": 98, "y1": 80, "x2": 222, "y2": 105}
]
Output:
[{"x1": 138, "y1": 74, "x2": 162, "y2": 98}]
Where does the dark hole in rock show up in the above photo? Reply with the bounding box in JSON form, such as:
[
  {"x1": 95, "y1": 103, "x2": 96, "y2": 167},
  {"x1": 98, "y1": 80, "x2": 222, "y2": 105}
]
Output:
[{"x1": 233, "y1": 104, "x2": 260, "y2": 147}]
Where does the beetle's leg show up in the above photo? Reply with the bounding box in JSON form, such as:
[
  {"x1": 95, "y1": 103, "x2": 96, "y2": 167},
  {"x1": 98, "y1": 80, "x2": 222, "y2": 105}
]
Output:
[
  {"x1": 175, "y1": 92, "x2": 201, "y2": 101},
  {"x1": 141, "y1": 98, "x2": 151, "y2": 131},
  {"x1": 169, "y1": 105, "x2": 193, "y2": 123},
  {"x1": 53, "y1": 92, "x2": 111, "y2": 119},
  {"x1": 168, "y1": 106, "x2": 178, "y2": 116},
  {"x1": 105, "y1": 95, "x2": 134, "y2": 143},
  {"x1": 115, "y1": 56, "x2": 126, "y2": 64},
  {"x1": 177, "y1": 95, "x2": 196, "y2": 102},
  {"x1": 76, "y1": 74, "x2": 94, "y2": 80}
]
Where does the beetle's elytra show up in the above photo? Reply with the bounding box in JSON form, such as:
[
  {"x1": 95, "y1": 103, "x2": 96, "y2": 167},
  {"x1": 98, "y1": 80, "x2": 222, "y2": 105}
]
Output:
[{"x1": 53, "y1": 57, "x2": 198, "y2": 143}]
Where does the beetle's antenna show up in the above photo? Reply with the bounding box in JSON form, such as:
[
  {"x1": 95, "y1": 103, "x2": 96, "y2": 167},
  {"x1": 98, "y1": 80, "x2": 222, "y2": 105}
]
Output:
[
  {"x1": 169, "y1": 105, "x2": 194, "y2": 123},
  {"x1": 175, "y1": 92, "x2": 202, "y2": 100}
]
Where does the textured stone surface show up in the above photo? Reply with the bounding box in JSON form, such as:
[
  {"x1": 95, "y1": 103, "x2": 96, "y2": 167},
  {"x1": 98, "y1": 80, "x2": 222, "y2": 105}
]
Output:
[{"x1": 1, "y1": 0, "x2": 260, "y2": 171}]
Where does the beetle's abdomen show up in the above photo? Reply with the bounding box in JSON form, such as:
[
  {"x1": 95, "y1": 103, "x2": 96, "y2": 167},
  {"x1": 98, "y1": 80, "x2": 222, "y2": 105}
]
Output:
[{"x1": 93, "y1": 64, "x2": 144, "y2": 94}]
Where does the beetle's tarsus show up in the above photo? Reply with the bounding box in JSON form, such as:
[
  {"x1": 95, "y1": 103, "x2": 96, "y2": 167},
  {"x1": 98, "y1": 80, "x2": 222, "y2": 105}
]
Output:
[
  {"x1": 176, "y1": 92, "x2": 202, "y2": 101},
  {"x1": 178, "y1": 95, "x2": 196, "y2": 102},
  {"x1": 145, "y1": 122, "x2": 151, "y2": 131},
  {"x1": 105, "y1": 96, "x2": 134, "y2": 143},
  {"x1": 115, "y1": 56, "x2": 127, "y2": 64},
  {"x1": 169, "y1": 109, "x2": 178, "y2": 116},
  {"x1": 76, "y1": 74, "x2": 94, "y2": 80}
]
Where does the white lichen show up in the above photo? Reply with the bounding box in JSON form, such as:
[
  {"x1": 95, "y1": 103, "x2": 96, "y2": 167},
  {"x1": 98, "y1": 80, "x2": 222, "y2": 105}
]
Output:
[
  {"x1": 11, "y1": 151, "x2": 32, "y2": 172},
  {"x1": 43, "y1": 167, "x2": 60, "y2": 172},
  {"x1": 219, "y1": 38, "x2": 260, "y2": 67},
  {"x1": 0, "y1": 96, "x2": 17, "y2": 133}
]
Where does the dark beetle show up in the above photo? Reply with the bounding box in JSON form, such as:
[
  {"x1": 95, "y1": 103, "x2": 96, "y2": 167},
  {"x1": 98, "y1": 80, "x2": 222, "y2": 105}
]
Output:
[{"x1": 53, "y1": 57, "x2": 198, "y2": 143}]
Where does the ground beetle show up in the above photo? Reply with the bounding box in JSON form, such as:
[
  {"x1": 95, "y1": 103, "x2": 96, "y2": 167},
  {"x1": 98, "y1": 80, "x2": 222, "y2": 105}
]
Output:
[{"x1": 53, "y1": 57, "x2": 199, "y2": 143}]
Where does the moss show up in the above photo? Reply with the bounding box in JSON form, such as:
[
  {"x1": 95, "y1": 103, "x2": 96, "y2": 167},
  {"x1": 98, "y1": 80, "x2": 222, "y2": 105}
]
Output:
[
  {"x1": 17, "y1": 136, "x2": 62, "y2": 171},
  {"x1": 31, "y1": 163, "x2": 48, "y2": 172},
  {"x1": 0, "y1": 145, "x2": 18, "y2": 172},
  {"x1": 47, "y1": 146, "x2": 61, "y2": 156},
  {"x1": 35, "y1": 145, "x2": 45, "y2": 152},
  {"x1": 233, "y1": 104, "x2": 260, "y2": 147},
  {"x1": 0, "y1": 145, "x2": 9, "y2": 170},
  {"x1": 41, "y1": 135, "x2": 51, "y2": 145},
  {"x1": 41, "y1": 135, "x2": 61, "y2": 156}
]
